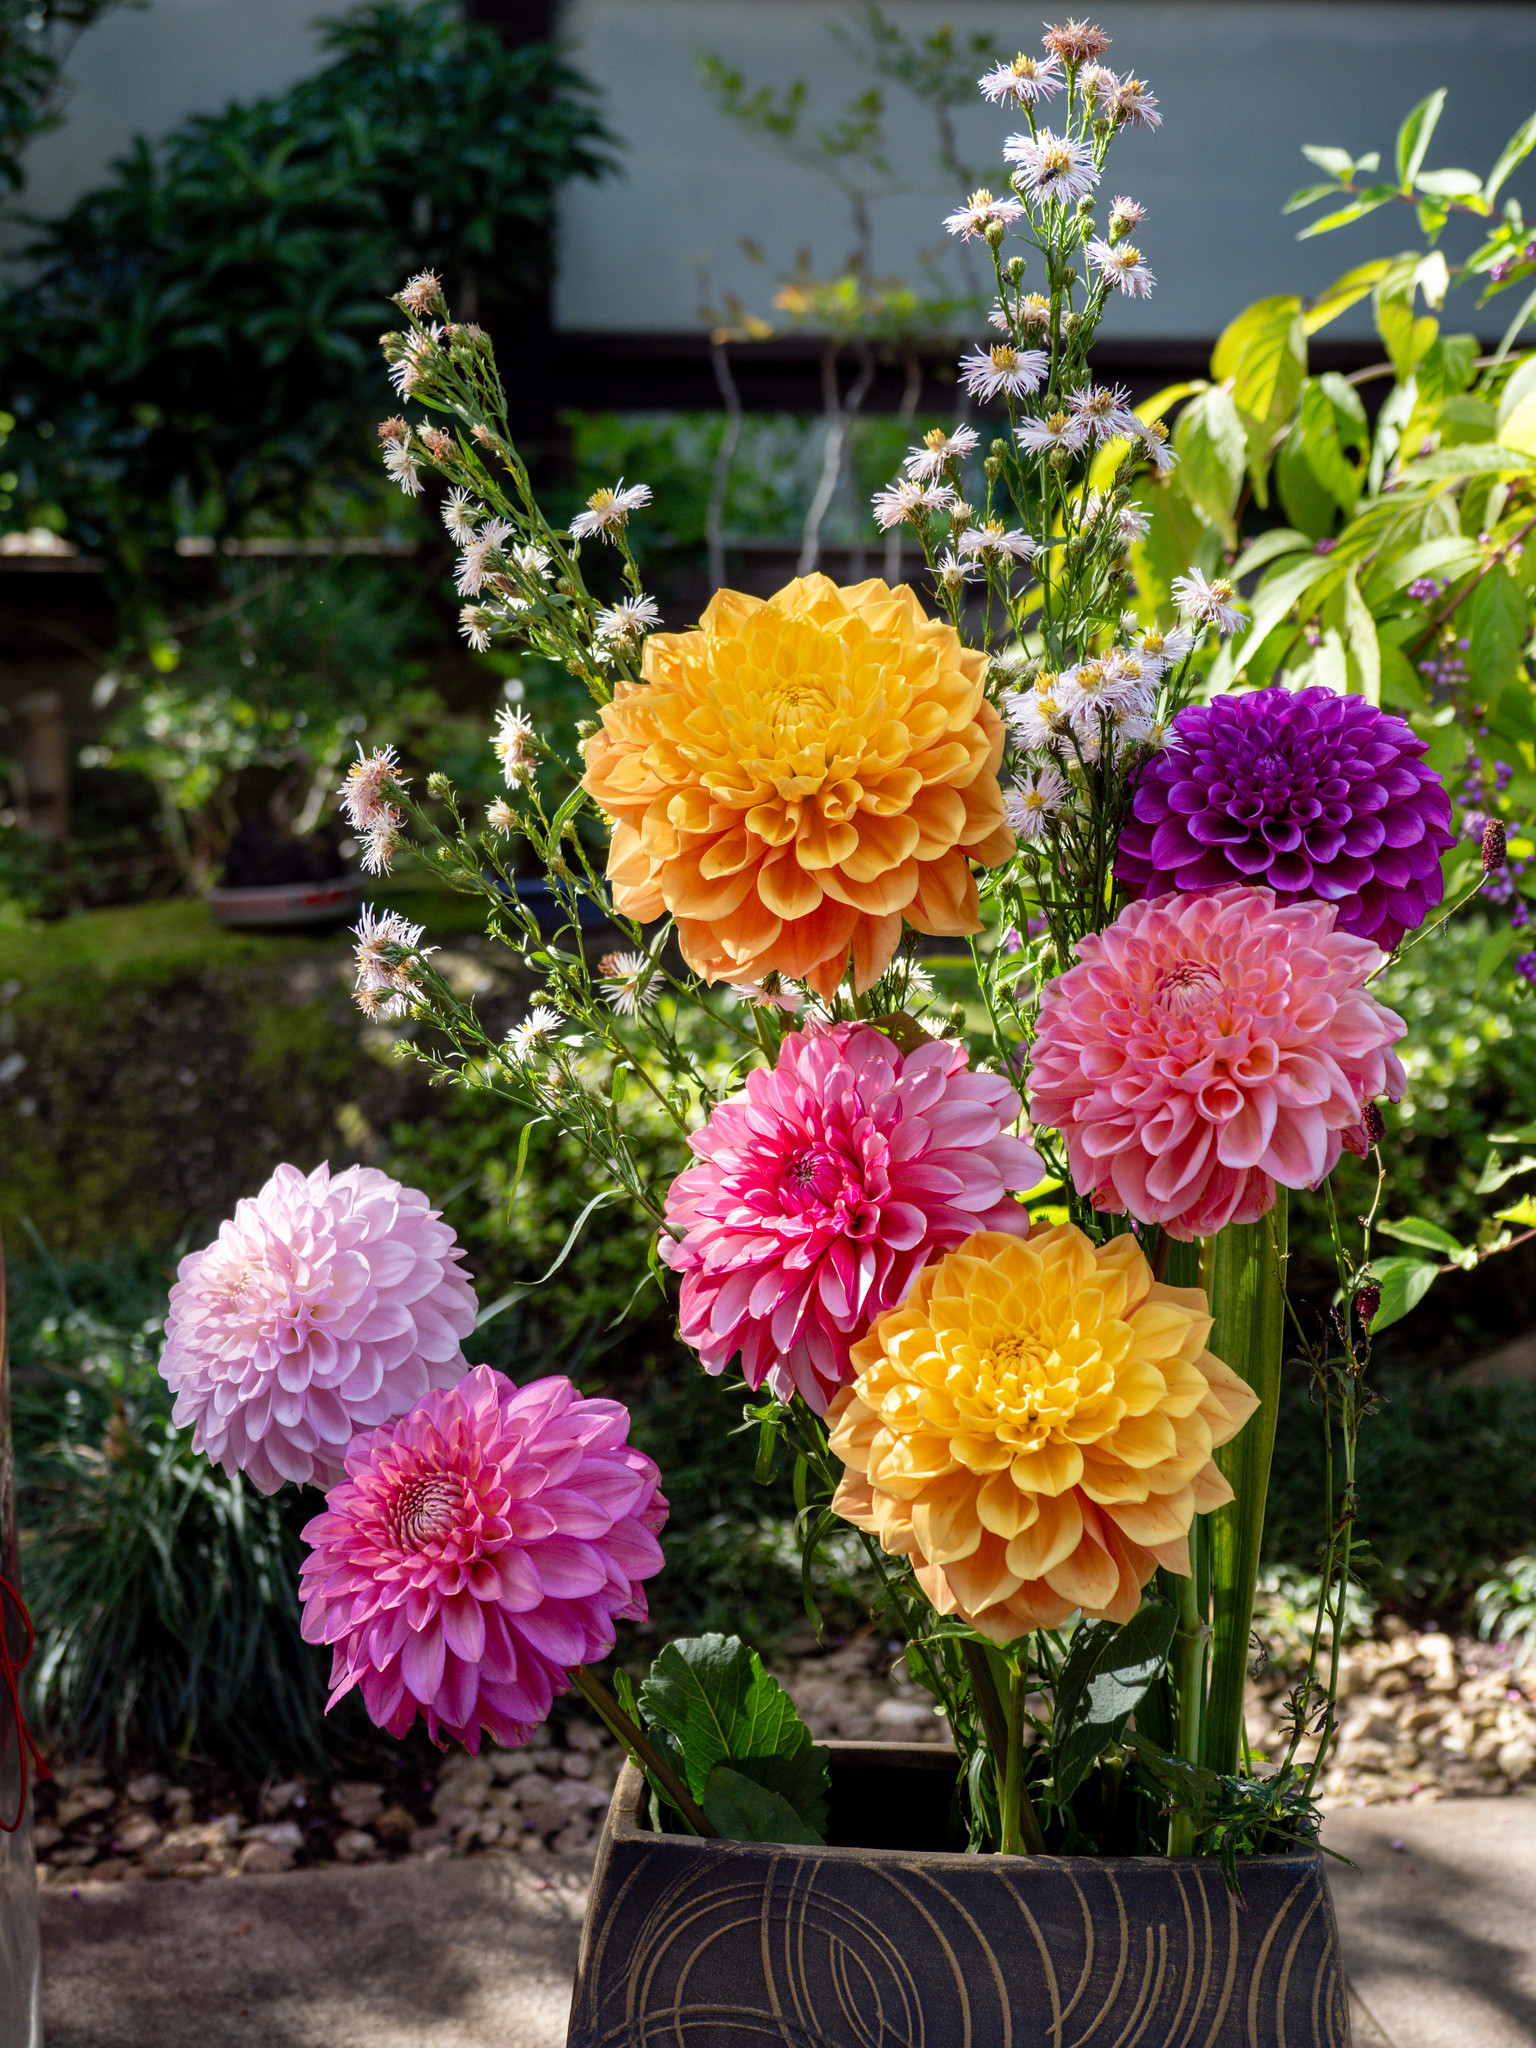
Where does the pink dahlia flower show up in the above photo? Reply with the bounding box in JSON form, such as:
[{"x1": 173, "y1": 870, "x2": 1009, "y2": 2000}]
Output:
[
  {"x1": 661, "y1": 1023, "x2": 1045, "y2": 1411},
  {"x1": 298, "y1": 1368, "x2": 666, "y2": 1751},
  {"x1": 1028, "y1": 887, "x2": 1406, "y2": 1239},
  {"x1": 161, "y1": 1162, "x2": 478, "y2": 1494}
]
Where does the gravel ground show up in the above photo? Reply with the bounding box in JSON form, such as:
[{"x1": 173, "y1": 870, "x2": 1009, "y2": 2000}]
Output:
[{"x1": 30, "y1": 1624, "x2": 1536, "y2": 1887}]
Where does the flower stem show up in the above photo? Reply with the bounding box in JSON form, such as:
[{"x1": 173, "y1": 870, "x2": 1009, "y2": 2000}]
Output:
[
  {"x1": 1167, "y1": 1565, "x2": 1206, "y2": 1857},
  {"x1": 571, "y1": 1667, "x2": 719, "y2": 1839},
  {"x1": 1201, "y1": 1194, "x2": 1289, "y2": 1778},
  {"x1": 998, "y1": 1658, "x2": 1046, "y2": 1857}
]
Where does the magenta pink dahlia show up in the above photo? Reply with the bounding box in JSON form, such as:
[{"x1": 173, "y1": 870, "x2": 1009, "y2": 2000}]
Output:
[
  {"x1": 1027, "y1": 887, "x2": 1407, "y2": 1240},
  {"x1": 1115, "y1": 687, "x2": 1454, "y2": 953},
  {"x1": 661, "y1": 1023, "x2": 1044, "y2": 1411},
  {"x1": 160, "y1": 1162, "x2": 478, "y2": 1494},
  {"x1": 298, "y1": 1368, "x2": 666, "y2": 1751}
]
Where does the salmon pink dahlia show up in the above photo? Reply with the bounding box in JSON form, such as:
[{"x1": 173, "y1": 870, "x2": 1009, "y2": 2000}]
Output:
[
  {"x1": 580, "y1": 575, "x2": 1014, "y2": 1000},
  {"x1": 661, "y1": 1023, "x2": 1044, "y2": 1411},
  {"x1": 161, "y1": 1163, "x2": 478, "y2": 1493},
  {"x1": 298, "y1": 1369, "x2": 666, "y2": 1751},
  {"x1": 1028, "y1": 887, "x2": 1406, "y2": 1238}
]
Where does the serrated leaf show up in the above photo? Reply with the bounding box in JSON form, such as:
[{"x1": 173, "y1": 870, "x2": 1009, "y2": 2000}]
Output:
[
  {"x1": 701, "y1": 1765, "x2": 823, "y2": 1845},
  {"x1": 1364, "y1": 1255, "x2": 1442, "y2": 1332},
  {"x1": 1396, "y1": 90, "x2": 1446, "y2": 188},
  {"x1": 1052, "y1": 1599, "x2": 1178, "y2": 1803},
  {"x1": 639, "y1": 1634, "x2": 828, "y2": 1837}
]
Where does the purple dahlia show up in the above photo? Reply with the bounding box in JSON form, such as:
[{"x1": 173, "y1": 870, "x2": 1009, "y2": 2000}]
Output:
[{"x1": 1115, "y1": 687, "x2": 1454, "y2": 951}]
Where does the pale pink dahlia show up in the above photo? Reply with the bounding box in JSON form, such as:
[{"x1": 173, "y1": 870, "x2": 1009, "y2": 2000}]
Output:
[
  {"x1": 298, "y1": 1369, "x2": 666, "y2": 1751},
  {"x1": 161, "y1": 1163, "x2": 478, "y2": 1494},
  {"x1": 661, "y1": 1023, "x2": 1044, "y2": 1411},
  {"x1": 1027, "y1": 887, "x2": 1406, "y2": 1239}
]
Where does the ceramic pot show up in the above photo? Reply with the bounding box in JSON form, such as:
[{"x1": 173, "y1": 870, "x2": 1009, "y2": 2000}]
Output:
[{"x1": 567, "y1": 1739, "x2": 1350, "y2": 2048}]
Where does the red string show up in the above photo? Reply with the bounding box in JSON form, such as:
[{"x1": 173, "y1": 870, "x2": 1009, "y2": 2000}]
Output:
[{"x1": 0, "y1": 1576, "x2": 49, "y2": 1832}]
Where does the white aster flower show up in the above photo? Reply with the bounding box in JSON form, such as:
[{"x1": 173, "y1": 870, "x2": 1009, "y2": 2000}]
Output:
[
  {"x1": 485, "y1": 797, "x2": 516, "y2": 834},
  {"x1": 1105, "y1": 76, "x2": 1160, "y2": 129},
  {"x1": 1057, "y1": 656, "x2": 1152, "y2": 733},
  {"x1": 352, "y1": 905, "x2": 433, "y2": 1014},
  {"x1": 359, "y1": 811, "x2": 404, "y2": 877},
  {"x1": 381, "y1": 438, "x2": 422, "y2": 497},
  {"x1": 1015, "y1": 294, "x2": 1053, "y2": 336},
  {"x1": 492, "y1": 706, "x2": 538, "y2": 788},
  {"x1": 1069, "y1": 384, "x2": 1143, "y2": 444},
  {"x1": 594, "y1": 595, "x2": 661, "y2": 643},
  {"x1": 506, "y1": 1005, "x2": 563, "y2": 1063},
  {"x1": 904, "y1": 425, "x2": 980, "y2": 483},
  {"x1": 957, "y1": 521, "x2": 1036, "y2": 568},
  {"x1": 1138, "y1": 419, "x2": 1178, "y2": 475},
  {"x1": 458, "y1": 605, "x2": 495, "y2": 653},
  {"x1": 978, "y1": 51, "x2": 1063, "y2": 105},
  {"x1": 872, "y1": 477, "x2": 956, "y2": 529},
  {"x1": 943, "y1": 187, "x2": 1025, "y2": 241},
  {"x1": 730, "y1": 979, "x2": 803, "y2": 1015},
  {"x1": 386, "y1": 323, "x2": 442, "y2": 399},
  {"x1": 1004, "y1": 762, "x2": 1069, "y2": 840},
  {"x1": 513, "y1": 543, "x2": 552, "y2": 580},
  {"x1": 1110, "y1": 196, "x2": 1148, "y2": 236},
  {"x1": 441, "y1": 488, "x2": 482, "y2": 544},
  {"x1": 570, "y1": 480, "x2": 651, "y2": 543},
  {"x1": 1015, "y1": 409, "x2": 1091, "y2": 458},
  {"x1": 396, "y1": 271, "x2": 444, "y2": 319},
  {"x1": 1131, "y1": 622, "x2": 1196, "y2": 674},
  {"x1": 337, "y1": 744, "x2": 408, "y2": 833},
  {"x1": 597, "y1": 949, "x2": 659, "y2": 1018},
  {"x1": 1173, "y1": 569, "x2": 1246, "y2": 636},
  {"x1": 1003, "y1": 129, "x2": 1100, "y2": 207},
  {"x1": 935, "y1": 548, "x2": 980, "y2": 593},
  {"x1": 1117, "y1": 500, "x2": 1151, "y2": 544},
  {"x1": 1088, "y1": 237, "x2": 1155, "y2": 299},
  {"x1": 454, "y1": 518, "x2": 514, "y2": 597},
  {"x1": 1003, "y1": 674, "x2": 1069, "y2": 752},
  {"x1": 958, "y1": 343, "x2": 1049, "y2": 402}
]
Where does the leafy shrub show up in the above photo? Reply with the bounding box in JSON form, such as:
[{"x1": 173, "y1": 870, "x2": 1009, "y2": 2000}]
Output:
[{"x1": 1475, "y1": 1553, "x2": 1536, "y2": 1668}]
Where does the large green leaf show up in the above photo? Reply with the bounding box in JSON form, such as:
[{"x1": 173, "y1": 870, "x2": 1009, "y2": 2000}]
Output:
[
  {"x1": 1470, "y1": 565, "x2": 1528, "y2": 706},
  {"x1": 1172, "y1": 386, "x2": 1247, "y2": 540},
  {"x1": 1212, "y1": 296, "x2": 1307, "y2": 498},
  {"x1": 1364, "y1": 1255, "x2": 1441, "y2": 1332},
  {"x1": 1051, "y1": 1599, "x2": 1178, "y2": 1802},
  {"x1": 1303, "y1": 259, "x2": 1392, "y2": 336},
  {"x1": 640, "y1": 1633, "x2": 830, "y2": 1838},
  {"x1": 1396, "y1": 90, "x2": 1446, "y2": 188},
  {"x1": 701, "y1": 1766, "x2": 823, "y2": 1845},
  {"x1": 1375, "y1": 255, "x2": 1440, "y2": 381}
]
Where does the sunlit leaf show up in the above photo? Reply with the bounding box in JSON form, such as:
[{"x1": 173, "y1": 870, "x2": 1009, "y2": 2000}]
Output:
[{"x1": 1396, "y1": 90, "x2": 1446, "y2": 188}]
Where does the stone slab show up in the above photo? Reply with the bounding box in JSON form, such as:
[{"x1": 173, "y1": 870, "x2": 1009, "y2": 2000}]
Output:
[
  {"x1": 1325, "y1": 1796, "x2": 1536, "y2": 2048},
  {"x1": 39, "y1": 1853, "x2": 590, "y2": 2048}
]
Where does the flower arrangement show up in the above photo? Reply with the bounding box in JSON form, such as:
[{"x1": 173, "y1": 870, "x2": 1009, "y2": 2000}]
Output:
[{"x1": 159, "y1": 21, "x2": 1515, "y2": 1874}]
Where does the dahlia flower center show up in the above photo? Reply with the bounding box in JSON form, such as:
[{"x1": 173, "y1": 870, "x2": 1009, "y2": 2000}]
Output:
[
  {"x1": 1152, "y1": 960, "x2": 1223, "y2": 1013},
  {"x1": 390, "y1": 1472, "x2": 467, "y2": 1550},
  {"x1": 947, "y1": 1313, "x2": 1110, "y2": 1447}
]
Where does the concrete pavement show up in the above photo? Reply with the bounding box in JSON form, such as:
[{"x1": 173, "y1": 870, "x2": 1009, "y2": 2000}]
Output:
[{"x1": 38, "y1": 1798, "x2": 1536, "y2": 2047}]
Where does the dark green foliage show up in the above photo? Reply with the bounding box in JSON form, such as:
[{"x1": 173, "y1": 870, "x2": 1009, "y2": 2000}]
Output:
[
  {"x1": 1050, "y1": 1601, "x2": 1177, "y2": 1803},
  {"x1": 8, "y1": 1247, "x2": 336, "y2": 1769},
  {"x1": 1265, "y1": 1371, "x2": 1536, "y2": 1610},
  {"x1": 0, "y1": 0, "x2": 128, "y2": 195},
  {"x1": 1, "y1": 0, "x2": 612, "y2": 566}
]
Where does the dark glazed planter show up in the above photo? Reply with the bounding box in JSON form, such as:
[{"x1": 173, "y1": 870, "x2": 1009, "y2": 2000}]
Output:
[{"x1": 567, "y1": 1741, "x2": 1350, "y2": 2048}]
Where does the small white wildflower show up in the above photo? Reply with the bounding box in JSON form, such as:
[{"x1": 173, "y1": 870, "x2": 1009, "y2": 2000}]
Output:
[
  {"x1": 442, "y1": 488, "x2": 482, "y2": 544},
  {"x1": 730, "y1": 979, "x2": 803, "y2": 1015},
  {"x1": 1003, "y1": 674, "x2": 1068, "y2": 752},
  {"x1": 943, "y1": 187, "x2": 1025, "y2": 241},
  {"x1": 1088, "y1": 237, "x2": 1155, "y2": 299},
  {"x1": 386, "y1": 323, "x2": 442, "y2": 399},
  {"x1": 936, "y1": 548, "x2": 978, "y2": 595},
  {"x1": 957, "y1": 521, "x2": 1036, "y2": 568},
  {"x1": 1003, "y1": 129, "x2": 1099, "y2": 207},
  {"x1": 491, "y1": 706, "x2": 537, "y2": 788},
  {"x1": 1057, "y1": 657, "x2": 1151, "y2": 734},
  {"x1": 958, "y1": 343, "x2": 1049, "y2": 403},
  {"x1": 1104, "y1": 76, "x2": 1160, "y2": 129},
  {"x1": 454, "y1": 517, "x2": 514, "y2": 597},
  {"x1": 1173, "y1": 568, "x2": 1246, "y2": 636},
  {"x1": 351, "y1": 904, "x2": 432, "y2": 1014},
  {"x1": 513, "y1": 542, "x2": 552, "y2": 580},
  {"x1": 1069, "y1": 385, "x2": 1143, "y2": 444},
  {"x1": 396, "y1": 270, "x2": 444, "y2": 319},
  {"x1": 1138, "y1": 419, "x2": 1178, "y2": 475},
  {"x1": 506, "y1": 1005, "x2": 563, "y2": 1062},
  {"x1": 872, "y1": 477, "x2": 956, "y2": 529},
  {"x1": 1015, "y1": 410, "x2": 1091, "y2": 458},
  {"x1": 1117, "y1": 500, "x2": 1151, "y2": 544},
  {"x1": 904, "y1": 424, "x2": 980, "y2": 482},
  {"x1": 1004, "y1": 762, "x2": 1069, "y2": 840},
  {"x1": 978, "y1": 51, "x2": 1063, "y2": 104},
  {"x1": 1131, "y1": 622, "x2": 1196, "y2": 675},
  {"x1": 594, "y1": 594, "x2": 661, "y2": 643},
  {"x1": 359, "y1": 811, "x2": 404, "y2": 876},
  {"x1": 336, "y1": 744, "x2": 408, "y2": 833},
  {"x1": 459, "y1": 605, "x2": 496, "y2": 653},
  {"x1": 1109, "y1": 196, "x2": 1148, "y2": 237},
  {"x1": 381, "y1": 438, "x2": 422, "y2": 497},
  {"x1": 485, "y1": 797, "x2": 517, "y2": 834},
  {"x1": 597, "y1": 949, "x2": 659, "y2": 1018},
  {"x1": 569, "y1": 480, "x2": 651, "y2": 543}
]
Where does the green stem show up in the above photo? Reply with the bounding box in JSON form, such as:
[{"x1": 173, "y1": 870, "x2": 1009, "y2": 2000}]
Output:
[
  {"x1": 1201, "y1": 1194, "x2": 1289, "y2": 1778},
  {"x1": 572, "y1": 1667, "x2": 719, "y2": 1839},
  {"x1": 1168, "y1": 1566, "x2": 1206, "y2": 1857},
  {"x1": 998, "y1": 1658, "x2": 1046, "y2": 1857}
]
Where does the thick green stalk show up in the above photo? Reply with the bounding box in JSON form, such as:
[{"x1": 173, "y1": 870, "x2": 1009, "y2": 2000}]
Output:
[
  {"x1": 1201, "y1": 1195, "x2": 1289, "y2": 1778},
  {"x1": 998, "y1": 1660, "x2": 1046, "y2": 1857},
  {"x1": 1157, "y1": 1235, "x2": 1208, "y2": 1854},
  {"x1": 572, "y1": 1667, "x2": 718, "y2": 1839}
]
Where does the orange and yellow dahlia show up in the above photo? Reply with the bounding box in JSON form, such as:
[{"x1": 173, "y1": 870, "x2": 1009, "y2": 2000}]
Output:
[
  {"x1": 579, "y1": 575, "x2": 1013, "y2": 999},
  {"x1": 827, "y1": 1225, "x2": 1259, "y2": 1643}
]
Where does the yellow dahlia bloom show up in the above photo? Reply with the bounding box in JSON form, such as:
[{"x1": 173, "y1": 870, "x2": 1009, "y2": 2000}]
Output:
[
  {"x1": 827, "y1": 1226, "x2": 1259, "y2": 1643},
  {"x1": 580, "y1": 575, "x2": 1013, "y2": 999}
]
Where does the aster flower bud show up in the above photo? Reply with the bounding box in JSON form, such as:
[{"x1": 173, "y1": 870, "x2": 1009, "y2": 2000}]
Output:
[
  {"x1": 1484, "y1": 818, "x2": 1508, "y2": 873},
  {"x1": 427, "y1": 771, "x2": 452, "y2": 799},
  {"x1": 1005, "y1": 255, "x2": 1027, "y2": 285},
  {"x1": 984, "y1": 218, "x2": 1008, "y2": 250},
  {"x1": 984, "y1": 452, "x2": 1004, "y2": 481}
]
